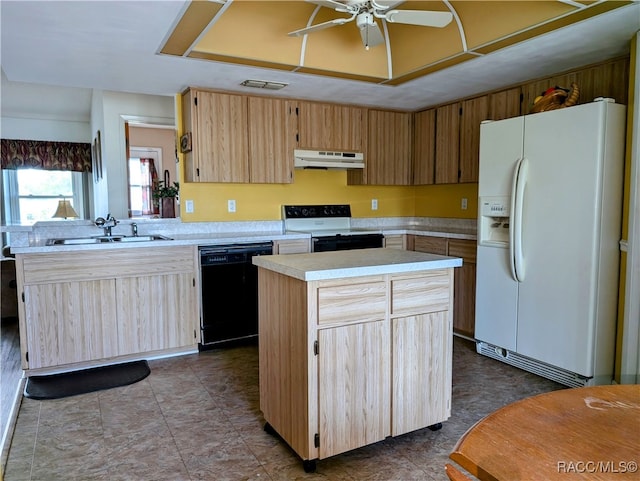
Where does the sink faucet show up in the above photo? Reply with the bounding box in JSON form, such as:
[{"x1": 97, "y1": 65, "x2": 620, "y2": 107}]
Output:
[
  {"x1": 94, "y1": 213, "x2": 119, "y2": 236},
  {"x1": 131, "y1": 222, "x2": 138, "y2": 237}
]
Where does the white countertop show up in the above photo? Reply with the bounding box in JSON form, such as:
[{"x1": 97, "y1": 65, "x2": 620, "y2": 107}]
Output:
[
  {"x1": 7, "y1": 218, "x2": 476, "y2": 254},
  {"x1": 253, "y1": 248, "x2": 463, "y2": 281}
]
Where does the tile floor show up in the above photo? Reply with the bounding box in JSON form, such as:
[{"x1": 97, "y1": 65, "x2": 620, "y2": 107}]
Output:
[{"x1": 3, "y1": 338, "x2": 563, "y2": 481}]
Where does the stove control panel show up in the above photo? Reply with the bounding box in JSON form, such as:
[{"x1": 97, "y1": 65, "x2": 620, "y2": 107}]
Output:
[{"x1": 283, "y1": 204, "x2": 351, "y2": 219}]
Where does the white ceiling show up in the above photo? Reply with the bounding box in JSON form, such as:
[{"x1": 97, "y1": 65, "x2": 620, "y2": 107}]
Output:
[{"x1": 1, "y1": 1, "x2": 639, "y2": 120}]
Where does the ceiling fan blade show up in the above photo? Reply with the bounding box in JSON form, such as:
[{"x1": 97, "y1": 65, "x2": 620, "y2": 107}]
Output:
[
  {"x1": 371, "y1": 0, "x2": 405, "y2": 10},
  {"x1": 288, "y1": 17, "x2": 351, "y2": 37},
  {"x1": 359, "y1": 22, "x2": 384, "y2": 49},
  {"x1": 305, "y1": 0, "x2": 352, "y2": 13},
  {"x1": 384, "y1": 10, "x2": 453, "y2": 28}
]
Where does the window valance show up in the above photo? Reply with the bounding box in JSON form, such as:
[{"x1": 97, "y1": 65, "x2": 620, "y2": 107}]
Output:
[{"x1": 1, "y1": 139, "x2": 92, "y2": 172}]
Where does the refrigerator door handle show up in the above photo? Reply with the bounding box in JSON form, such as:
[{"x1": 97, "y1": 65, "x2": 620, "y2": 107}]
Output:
[{"x1": 511, "y1": 157, "x2": 529, "y2": 282}]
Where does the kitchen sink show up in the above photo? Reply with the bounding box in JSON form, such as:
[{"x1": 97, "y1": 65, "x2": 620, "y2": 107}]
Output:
[{"x1": 46, "y1": 235, "x2": 172, "y2": 245}]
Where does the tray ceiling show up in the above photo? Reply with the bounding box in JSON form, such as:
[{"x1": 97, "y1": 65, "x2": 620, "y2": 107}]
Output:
[{"x1": 161, "y1": 0, "x2": 630, "y2": 85}]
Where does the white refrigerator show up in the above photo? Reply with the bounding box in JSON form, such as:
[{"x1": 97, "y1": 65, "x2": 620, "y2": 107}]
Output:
[{"x1": 475, "y1": 99, "x2": 626, "y2": 387}]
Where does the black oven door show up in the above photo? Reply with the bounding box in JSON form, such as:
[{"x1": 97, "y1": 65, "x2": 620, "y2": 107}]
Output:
[{"x1": 312, "y1": 234, "x2": 383, "y2": 252}]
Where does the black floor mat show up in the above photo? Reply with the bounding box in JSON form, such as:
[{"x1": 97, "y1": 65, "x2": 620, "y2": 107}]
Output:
[{"x1": 24, "y1": 360, "x2": 150, "y2": 400}]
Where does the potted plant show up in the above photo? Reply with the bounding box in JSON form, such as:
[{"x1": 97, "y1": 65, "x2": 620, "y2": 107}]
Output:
[{"x1": 152, "y1": 180, "x2": 179, "y2": 218}]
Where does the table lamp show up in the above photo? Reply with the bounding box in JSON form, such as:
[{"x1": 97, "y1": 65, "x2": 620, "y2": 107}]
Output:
[{"x1": 52, "y1": 199, "x2": 79, "y2": 219}]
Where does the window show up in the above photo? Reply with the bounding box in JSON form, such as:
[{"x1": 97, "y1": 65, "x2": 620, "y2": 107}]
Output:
[
  {"x1": 2, "y1": 169, "x2": 87, "y2": 224},
  {"x1": 128, "y1": 147, "x2": 160, "y2": 218}
]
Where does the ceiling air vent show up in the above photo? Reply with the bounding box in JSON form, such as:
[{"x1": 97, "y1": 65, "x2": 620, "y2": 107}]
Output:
[{"x1": 240, "y1": 79, "x2": 287, "y2": 90}]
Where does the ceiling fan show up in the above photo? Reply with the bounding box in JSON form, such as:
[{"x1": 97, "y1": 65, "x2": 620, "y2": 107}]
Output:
[{"x1": 288, "y1": 0, "x2": 454, "y2": 50}]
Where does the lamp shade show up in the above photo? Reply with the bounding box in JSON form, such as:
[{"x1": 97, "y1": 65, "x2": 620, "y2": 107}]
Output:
[{"x1": 52, "y1": 199, "x2": 79, "y2": 219}]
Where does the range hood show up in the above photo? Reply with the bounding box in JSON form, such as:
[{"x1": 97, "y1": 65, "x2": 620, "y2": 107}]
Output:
[{"x1": 294, "y1": 149, "x2": 364, "y2": 170}]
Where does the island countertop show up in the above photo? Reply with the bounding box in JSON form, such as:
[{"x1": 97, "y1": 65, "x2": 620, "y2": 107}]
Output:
[{"x1": 252, "y1": 247, "x2": 462, "y2": 281}]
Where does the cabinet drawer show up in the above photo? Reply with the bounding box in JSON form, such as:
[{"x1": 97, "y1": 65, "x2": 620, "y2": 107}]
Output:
[
  {"x1": 384, "y1": 235, "x2": 405, "y2": 250},
  {"x1": 391, "y1": 270, "x2": 450, "y2": 316},
  {"x1": 447, "y1": 239, "x2": 476, "y2": 263},
  {"x1": 414, "y1": 236, "x2": 447, "y2": 255},
  {"x1": 21, "y1": 246, "x2": 196, "y2": 284},
  {"x1": 275, "y1": 239, "x2": 310, "y2": 254},
  {"x1": 317, "y1": 279, "x2": 386, "y2": 325}
]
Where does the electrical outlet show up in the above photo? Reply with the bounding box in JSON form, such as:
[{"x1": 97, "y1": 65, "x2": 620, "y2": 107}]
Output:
[
  {"x1": 371, "y1": 199, "x2": 378, "y2": 210},
  {"x1": 228, "y1": 199, "x2": 236, "y2": 213},
  {"x1": 185, "y1": 200, "x2": 194, "y2": 213},
  {"x1": 461, "y1": 198, "x2": 468, "y2": 210}
]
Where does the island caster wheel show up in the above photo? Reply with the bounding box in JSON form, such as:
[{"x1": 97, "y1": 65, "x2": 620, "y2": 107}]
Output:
[
  {"x1": 302, "y1": 459, "x2": 317, "y2": 473},
  {"x1": 428, "y1": 422, "x2": 443, "y2": 431},
  {"x1": 263, "y1": 422, "x2": 276, "y2": 436}
]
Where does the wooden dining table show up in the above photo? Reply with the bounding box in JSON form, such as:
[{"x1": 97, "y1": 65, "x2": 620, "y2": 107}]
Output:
[{"x1": 449, "y1": 384, "x2": 640, "y2": 481}]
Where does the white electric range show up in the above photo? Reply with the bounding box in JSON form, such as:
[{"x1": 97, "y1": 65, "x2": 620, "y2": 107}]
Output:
[{"x1": 282, "y1": 204, "x2": 383, "y2": 252}]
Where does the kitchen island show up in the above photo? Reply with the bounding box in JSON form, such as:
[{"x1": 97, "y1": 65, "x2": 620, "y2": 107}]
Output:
[{"x1": 252, "y1": 248, "x2": 462, "y2": 472}]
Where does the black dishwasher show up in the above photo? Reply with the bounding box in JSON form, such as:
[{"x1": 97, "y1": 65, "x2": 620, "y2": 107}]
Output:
[{"x1": 199, "y1": 242, "x2": 273, "y2": 349}]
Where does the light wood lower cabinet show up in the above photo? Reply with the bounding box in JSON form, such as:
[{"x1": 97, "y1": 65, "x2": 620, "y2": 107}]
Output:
[
  {"x1": 412, "y1": 235, "x2": 476, "y2": 338},
  {"x1": 319, "y1": 320, "x2": 390, "y2": 458},
  {"x1": 273, "y1": 238, "x2": 311, "y2": 254},
  {"x1": 17, "y1": 246, "x2": 199, "y2": 372},
  {"x1": 258, "y1": 267, "x2": 454, "y2": 467},
  {"x1": 24, "y1": 279, "x2": 118, "y2": 369},
  {"x1": 383, "y1": 234, "x2": 406, "y2": 249}
]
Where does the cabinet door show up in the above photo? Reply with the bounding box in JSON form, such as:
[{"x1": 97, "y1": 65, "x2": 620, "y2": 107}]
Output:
[
  {"x1": 366, "y1": 110, "x2": 412, "y2": 185},
  {"x1": 489, "y1": 87, "x2": 522, "y2": 121},
  {"x1": 413, "y1": 109, "x2": 436, "y2": 185},
  {"x1": 116, "y1": 272, "x2": 197, "y2": 355},
  {"x1": 248, "y1": 97, "x2": 297, "y2": 183},
  {"x1": 318, "y1": 320, "x2": 390, "y2": 459},
  {"x1": 459, "y1": 96, "x2": 488, "y2": 183},
  {"x1": 448, "y1": 239, "x2": 477, "y2": 338},
  {"x1": 24, "y1": 280, "x2": 118, "y2": 369},
  {"x1": 392, "y1": 312, "x2": 451, "y2": 436},
  {"x1": 194, "y1": 91, "x2": 249, "y2": 182},
  {"x1": 298, "y1": 102, "x2": 366, "y2": 152},
  {"x1": 413, "y1": 235, "x2": 448, "y2": 255},
  {"x1": 435, "y1": 103, "x2": 460, "y2": 184}
]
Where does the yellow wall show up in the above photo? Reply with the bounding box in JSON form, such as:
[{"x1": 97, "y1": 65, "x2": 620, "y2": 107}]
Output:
[{"x1": 175, "y1": 95, "x2": 478, "y2": 222}]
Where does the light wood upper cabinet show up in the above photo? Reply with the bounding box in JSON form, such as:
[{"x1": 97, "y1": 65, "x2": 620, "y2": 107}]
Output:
[
  {"x1": 459, "y1": 95, "x2": 489, "y2": 183},
  {"x1": 413, "y1": 108, "x2": 436, "y2": 185},
  {"x1": 435, "y1": 102, "x2": 460, "y2": 184},
  {"x1": 350, "y1": 109, "x2": 412, "y2": 186},
  {"x1": 182, "y1": 89, "x2": 249, "y2": 183},
  {"x1": 248, "y1": 97, "x2": 298, "y2": 183},
  {"x1": 435, "y1": 96, "x2": 489, "y2": 184},
  {"x1": 522, "y1": 58, "x2": 628, "y2": 114},
  {"x1": 298, "y1": 101, "x2": 366, "y2": 152},
  {"x1": 489, "y1": 87, "x2": 522, "y2": 121}
]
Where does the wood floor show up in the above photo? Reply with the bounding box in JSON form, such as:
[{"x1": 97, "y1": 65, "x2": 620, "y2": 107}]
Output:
[{"x1": 1, "y1": 317, "x2": 23, "y2": 469}]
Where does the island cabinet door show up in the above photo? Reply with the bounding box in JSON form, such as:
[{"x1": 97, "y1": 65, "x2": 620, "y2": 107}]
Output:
[
  {"x1": 391, "y1": 312, "x2": 452, "y2": 436},
  {"x1": 24, "y1": 280, "x2": 118, "y2": 369},
  {"x1": 317, "y1": 320, "x2": 390, "y2": 459}
]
